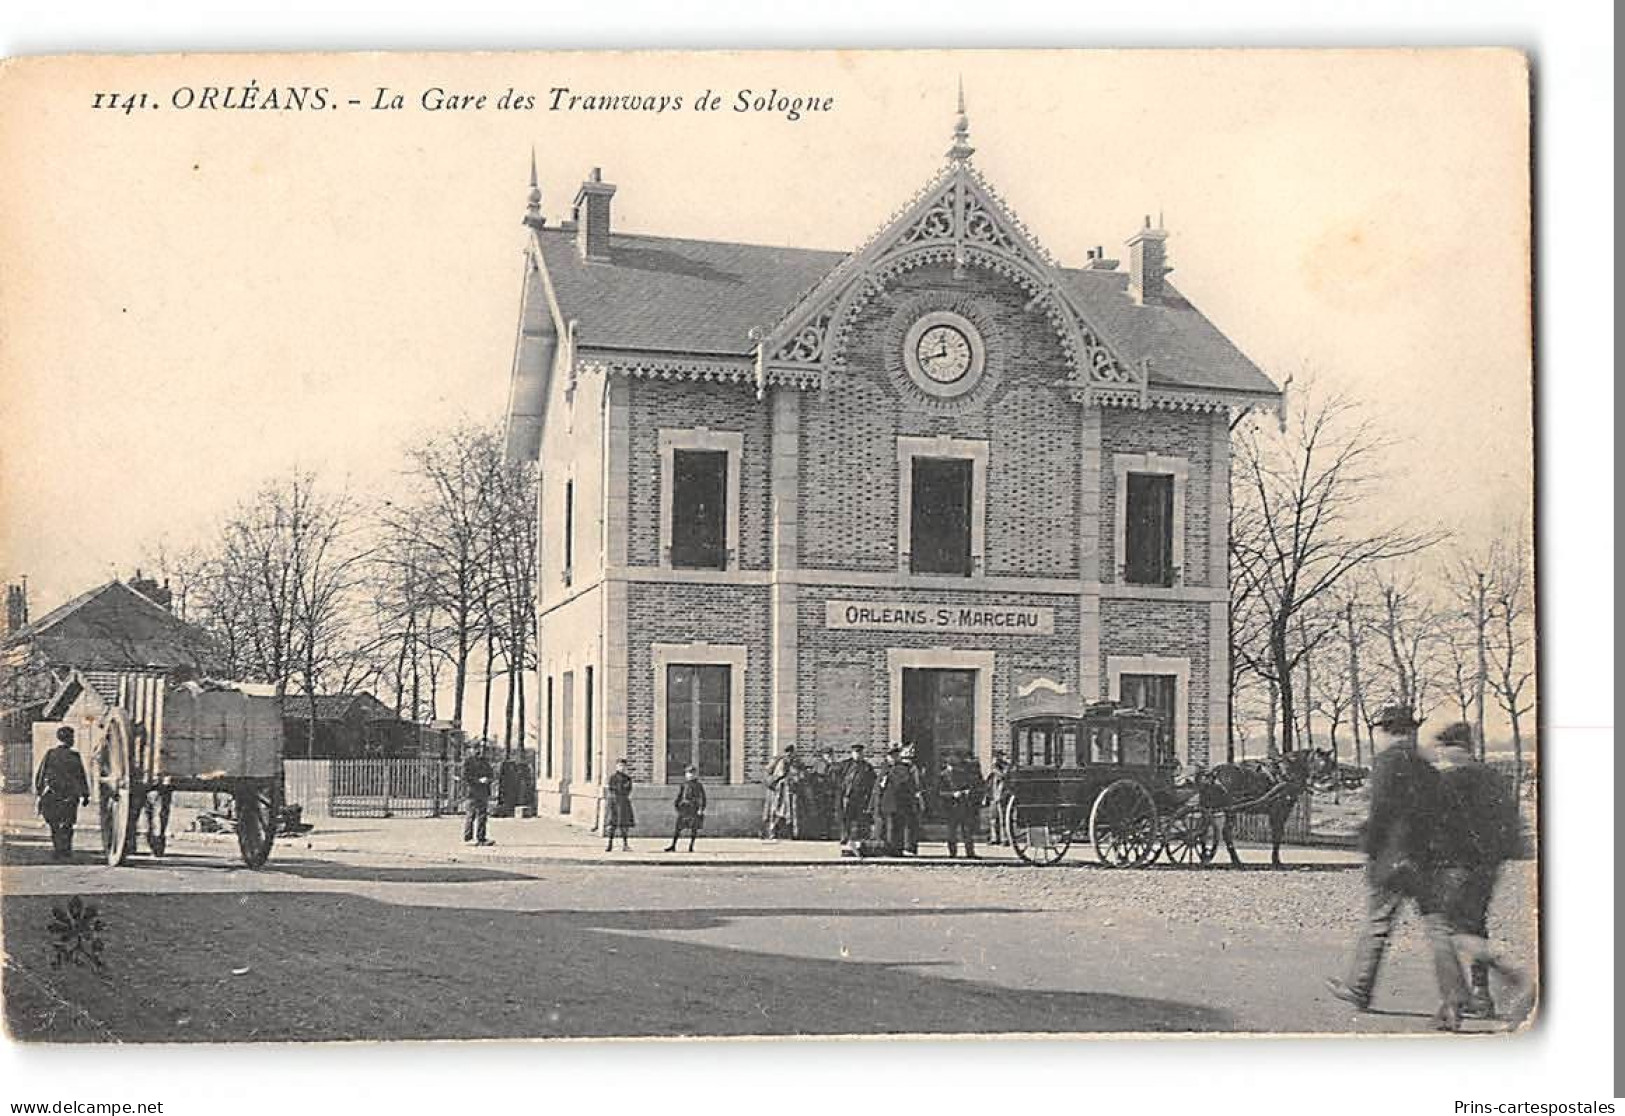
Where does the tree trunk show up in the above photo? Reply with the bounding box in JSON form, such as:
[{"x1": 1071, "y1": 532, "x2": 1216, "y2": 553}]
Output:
[
  {"x1": 1273, "y1": 625, "x2": 1296, "y2": 753},
  {"x1": 480, "y1": 622, "x2": 495, "y2": 745},
  {"x1": 1266, "y1": 676, "x2": 1280, "y2": 757},
  {"x1": 1473, "y1": 572, "x2": 1489, "y2": 762},
  {"x1": 1344, "y1": 601, "x2": 1366, "y2": 769}
]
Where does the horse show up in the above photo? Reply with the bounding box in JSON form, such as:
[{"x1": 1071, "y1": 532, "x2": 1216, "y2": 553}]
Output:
[{"x1": 1197, "y1": 748, "x2": 1333, "y2": 867}]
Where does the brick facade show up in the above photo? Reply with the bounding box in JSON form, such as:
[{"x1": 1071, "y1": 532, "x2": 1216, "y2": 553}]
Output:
[{"x1": 513, "y1": 143, "x2": 1279, "y2": 834}]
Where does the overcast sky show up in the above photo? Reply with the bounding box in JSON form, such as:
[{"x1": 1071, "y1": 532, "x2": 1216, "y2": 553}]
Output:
[{"x1": 1, "y1": 49, "x2": 1531, "y2": 617}]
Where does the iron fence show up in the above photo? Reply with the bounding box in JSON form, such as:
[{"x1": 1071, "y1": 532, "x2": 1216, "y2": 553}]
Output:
[{"x1": 326, "y1": 758, "x2": 460, "y2": 818}]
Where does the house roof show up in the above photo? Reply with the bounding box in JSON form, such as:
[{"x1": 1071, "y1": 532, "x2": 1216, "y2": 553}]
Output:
[
  {"x1": 534, "y1": 226, "x2": 1280, "y2": 398},
  {"x1": 2, "y1": 581, "x2": 222, "y2": 672},
  {"x1": 283, "y1": 693, "x2": 403, "y2": 723}
]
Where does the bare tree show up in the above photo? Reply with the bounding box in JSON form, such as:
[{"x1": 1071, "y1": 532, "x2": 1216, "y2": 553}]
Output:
[
  {"x1": 1230, "y1": 384, "x2": 1443, "y2": 752},
  {"x1": 193, "y1": 471, "x2": 370, "y2": 757},
  {"x1": 375, "y1": 424, "x2": 506, "y2": 733},
  {"x1": 1371, "y1": 566, "x2": 1449, "y2": 723},
  {"x1": 1447, "y1": 549, "x2": 1499, "y2": 761},
  {"x1": 1486, "y1": 534, "x2": 1536, "y2": 782}
]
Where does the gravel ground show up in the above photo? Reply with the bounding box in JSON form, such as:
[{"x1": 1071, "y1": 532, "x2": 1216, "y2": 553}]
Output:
[{"x1": 2, "y1": 830, "x2": 1539, "y2": 1043}]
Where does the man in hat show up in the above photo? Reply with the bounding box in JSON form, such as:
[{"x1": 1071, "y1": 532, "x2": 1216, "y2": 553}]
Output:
[
  {"x1": 35, "y1": 725, "x2": 90, "y2": 861},
  {"x1": 881, "y1": 745, "x2": 924, "y2": 856},
  {"x1": 461, "y1": 742, "x2": 496, "y2": 846},
  {"x1": 984, "y1": 752, "x2": 1011, "y2": 846},
  {"x1": 1428, "y1": 721, "x2": 1532, "y2": 1025},
  {"x1": 939, "y1": 751, "x2": 983, "y2": 859},
  {"x1": 1326, "y1": 704, "x2": 1465, "y2": 1025},
  {"x1": 835, "y1": 743, "x2": 876, "y2": 845}
]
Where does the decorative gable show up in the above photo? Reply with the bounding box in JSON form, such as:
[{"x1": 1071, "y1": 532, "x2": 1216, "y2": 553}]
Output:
[{"x1": 757, "y1": 118, "x2": 1147, "y2": 407}]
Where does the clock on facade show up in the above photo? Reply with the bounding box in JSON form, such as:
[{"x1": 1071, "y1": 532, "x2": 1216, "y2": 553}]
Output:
[{"x1": 902, "y1": 310, "x2": 986, "y2": 398}]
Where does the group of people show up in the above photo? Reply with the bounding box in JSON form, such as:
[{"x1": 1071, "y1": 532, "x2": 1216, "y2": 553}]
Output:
[
  {"x1": 1327, "y1": 704, "x2": 1532, "y2": 1030},
  {"x1": 765, "y1": 742, "x2": 1011, "y2": 859}
]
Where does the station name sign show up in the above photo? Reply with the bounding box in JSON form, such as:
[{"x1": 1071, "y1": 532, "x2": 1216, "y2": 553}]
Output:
[{"x1": 825, "y1": 600, "x2": 1054, "y2": 636}]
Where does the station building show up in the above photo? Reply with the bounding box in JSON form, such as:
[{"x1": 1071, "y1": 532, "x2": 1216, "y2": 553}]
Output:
[{"x1": 504, "y1": 106, "x2": 1283, "y2": 834}]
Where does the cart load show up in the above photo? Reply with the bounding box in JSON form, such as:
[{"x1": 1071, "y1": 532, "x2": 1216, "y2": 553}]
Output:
[{"x1": 40, "y1": 670, "x2": 285, "y2": 868}]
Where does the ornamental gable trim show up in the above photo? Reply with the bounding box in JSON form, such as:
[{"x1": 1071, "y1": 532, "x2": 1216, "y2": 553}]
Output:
[{"x1": 757, "y1": 161, "x2": 1142, "y2": 405}]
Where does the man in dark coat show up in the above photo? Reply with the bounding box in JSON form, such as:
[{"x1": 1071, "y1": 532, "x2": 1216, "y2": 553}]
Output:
[
  {"x1": 984, "y1": 753, "x2": 1011, "y2": 846},
  {"x1": 35, "y1": 725, "x2": 90, "y2": 860},
  {"x1": 665, "y1": 765, "x2": 707, "y2": 852},
  {"x1": 1429, "y1": 722, "x2": 1532, "y2": 1024},
  {"x1": 605, "y1": 758, "x2": 635, "y2": 851},
  {"x1": 835, "y1": 743, "x2": 876, "y2": 844},
  {"x1": 462, "y1": 744, "x2": 496, "y2": 846},
  {"x1": 881, "y1": 745, "x2": 925, "y2": 856},
  {"x1": 940, "y1": 752, "x2": 983, "y2": 859},
  {"x1": 1326, "y1": 704, "x2": 1465, "y2": 1024}
]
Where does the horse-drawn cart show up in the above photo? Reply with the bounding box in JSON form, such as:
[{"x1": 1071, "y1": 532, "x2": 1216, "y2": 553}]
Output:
[
  {"x1": 87, "y1": 672, "x2": 284, "y2": 869},
  {"x1": 1003, "y1": 701, "x2": 1217, "y2": 867}
]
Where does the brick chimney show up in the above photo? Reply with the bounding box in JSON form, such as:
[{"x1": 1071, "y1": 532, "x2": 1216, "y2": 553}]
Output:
[
  {"x1": 1085, "y1": 245, "x2": 1119, "y2": 271},
  {"x1": 573, "y1": 167, "x2": 616, "y2": 262},
  {"x1": 129, "y1": 569, "x2": 173, "y2": 612},
  {"x1": 1126, "y1": 216, "x2": 1171, "y2": 304},
  {"x1": 4, "y1": 580, "x2": 27, "y2": 636}
]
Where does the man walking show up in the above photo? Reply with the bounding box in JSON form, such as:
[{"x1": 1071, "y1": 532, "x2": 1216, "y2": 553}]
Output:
[
  {"x1": 1429, "y1": 722, "x2": 1533, "y2": 1026},
  {"x1": 35, "y1": 725, "x2": 90, "y2": 861},
  {"x1": 1326, "y1": 704, "x2": 1465, "y2": 1026},
  {"x1": 462, "y1": 744, "x2": 496, "y2": 846},
  {"x1": 940, "y1": 752, "x2": 982, "y2": 859}
]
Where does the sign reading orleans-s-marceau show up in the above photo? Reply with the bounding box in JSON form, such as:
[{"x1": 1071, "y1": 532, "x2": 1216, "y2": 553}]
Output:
[{"x1": 824, "y1": 600, "x2": 1055, "y2": 635}]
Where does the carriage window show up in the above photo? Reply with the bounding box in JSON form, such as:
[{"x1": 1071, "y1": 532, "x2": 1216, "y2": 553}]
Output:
[
  {"x1": 1059, "y1": 726, "x2": 1079, "y2": 766},
  {"x1": 1122, "y1": 726, "x2": 1152, "y2": 766},
  {"x1": 1090, "y1": 727, "x2": 1121, "y2": 764}
]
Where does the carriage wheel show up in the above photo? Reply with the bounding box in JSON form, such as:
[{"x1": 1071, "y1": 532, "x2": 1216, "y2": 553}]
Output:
[
  {"x1": 97, "y1": 708, "x2": 139, "y2": 867},
  {"x1": 1163, "y1": 804, "x2": 1218, "y2": 866},
  {"x1": 235, "y1": 787, "x2": 277, "y2": 868},
  {"x1": 1006, "y1": 796, "x2": 1073, "y2": 866},
  {"x1": 1090, "y1": 779, "x2": 1160, "y2": 868}
]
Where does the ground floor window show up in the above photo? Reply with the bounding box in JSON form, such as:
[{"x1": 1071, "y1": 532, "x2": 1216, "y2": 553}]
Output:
[
  {"x1": 665, "y1": 663, "x2": 730, "y2": 783},
  {"x1": 1119, "y1": 672, "x2": 1177, "y2": 762}
]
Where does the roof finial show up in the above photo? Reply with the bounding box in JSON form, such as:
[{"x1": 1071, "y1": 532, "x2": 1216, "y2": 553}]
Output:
[
  {"x1": 524, "y1": 147, "x2": 545, "y2": 229},
  {"x1": 947, "y1": 77, "x2": 975, "y2": 162}
]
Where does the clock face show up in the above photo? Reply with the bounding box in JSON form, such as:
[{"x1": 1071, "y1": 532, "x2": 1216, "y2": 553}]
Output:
[{"x1": 915, "y1": 324, "x2": 973, "y2": 383}]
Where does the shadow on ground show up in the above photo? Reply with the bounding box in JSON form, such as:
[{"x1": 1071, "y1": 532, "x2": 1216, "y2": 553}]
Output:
[{"x1": 3, "y1": 888, "x2": 1232, "y2": 1043}]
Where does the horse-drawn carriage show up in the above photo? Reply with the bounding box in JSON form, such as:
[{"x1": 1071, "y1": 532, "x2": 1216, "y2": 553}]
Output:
[
  {"x1": 1002, "y1": 699, "x2": 1322, "y2": 868},
  {"x1": 48, "y1": 670, "x2": 285, "y2": 868},
  {"x1": 1003, "y1": 701, "x2": 1217, "y2": 867}
]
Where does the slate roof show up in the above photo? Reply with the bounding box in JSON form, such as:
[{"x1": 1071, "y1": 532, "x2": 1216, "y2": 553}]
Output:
[
  {"x1": 535, "y1": 226, "x2": 1280, "y2": 397},
  {"x1": 2, "y1": 581, "x2": 222, "y2": 672},
  {"x1": 283, "y1": 693, "x2": 403, "y2": 723}
]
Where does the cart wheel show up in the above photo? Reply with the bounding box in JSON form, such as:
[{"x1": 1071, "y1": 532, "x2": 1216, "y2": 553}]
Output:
[
  {"x1": 235, "y1": 788, "x2": 276, "y2": 868},
  {"x1": 1007, "y1": 795, "x2": 1072, "y2": 866},
  {"x1": 96, "y1": 709, "x2": 139, "y2": 867},
  {"x1": 1163, "y1": 804, "x2": 1218, "y2": 866},
  {"x1": 1090, "y1": 779, "x2": 1160, "y2": 868}
]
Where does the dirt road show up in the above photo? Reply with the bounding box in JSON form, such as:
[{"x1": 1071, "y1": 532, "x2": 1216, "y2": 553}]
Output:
[{"x1": 1, "y1": 831, "x2": 1536, "y2": 1043}]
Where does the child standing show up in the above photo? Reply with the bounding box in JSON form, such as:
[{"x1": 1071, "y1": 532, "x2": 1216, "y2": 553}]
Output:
[{"x1": 666, "y1": 765, "x2": 707, "y2": 852}]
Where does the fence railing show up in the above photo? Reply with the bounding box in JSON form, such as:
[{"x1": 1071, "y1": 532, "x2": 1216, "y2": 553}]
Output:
[{"x1": 283, "y1": 753, "x2": 539, "y2": 818}]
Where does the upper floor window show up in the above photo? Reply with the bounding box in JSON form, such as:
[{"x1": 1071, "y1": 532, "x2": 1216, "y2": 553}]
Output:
[
  {"x1": 659, "y1": 429, "x2": 743, "y2": 571},
  {"x1": 670, "y1": 450, "x2": 728, "y2": 570},
  {"x1": 1124, "y1": 473, "x2": 1174, "y2": 586},
  {"x1": 1112, "y1": 453, "x2": 1188, "y2": 587},
  {"x1": 911, "y1": 457, "x2": 974, "y2": 576},
  {"x1": 897, "y1": 436, "x2": 988, "y2": 578}
]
